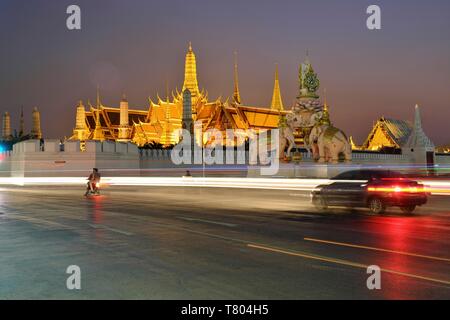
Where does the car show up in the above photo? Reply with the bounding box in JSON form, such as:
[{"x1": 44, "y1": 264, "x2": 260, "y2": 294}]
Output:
[{"x1": 311, "y1": 170, "x2": 428, "y2": 214}]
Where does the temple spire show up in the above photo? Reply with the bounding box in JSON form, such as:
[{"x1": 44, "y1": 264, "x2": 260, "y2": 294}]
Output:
[
  {"x1": 96, "y1": 86, "x2": 102, "y2": 107},
  {"x1": 270, "y1": 64, "x2": 284, "y2": 111},
  {"x1": 232, "y1": 51, "x2": 241, "y2": 105},
  {"x1": 92, "y1": 85, "x2": 104, "y2": 140},
  {"x1": 414, "y1": 104, "x2": 422, "y2": 130},
  {"x1": 19, "y1": 106, "x2": 25, "y2": 137},
  {"x1": 182, "y1": 42, "x2": 200, "y2": 102},
  {"x1": 405, "y1": 104, "x2": 434, "y2": 149}
]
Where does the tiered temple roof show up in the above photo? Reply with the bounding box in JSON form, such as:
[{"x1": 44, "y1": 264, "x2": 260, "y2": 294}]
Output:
[
  {"x1": 361, "y1": 106, "x2": 435, "y2": 152},
  {"x1": 362, "y1": 117, "x2": 412, "y2": 151}
]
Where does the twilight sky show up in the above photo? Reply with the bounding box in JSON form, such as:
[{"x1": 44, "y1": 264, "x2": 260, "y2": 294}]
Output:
[{"x1": 0, "y1": 0, "x2": 449, "y2": 145}]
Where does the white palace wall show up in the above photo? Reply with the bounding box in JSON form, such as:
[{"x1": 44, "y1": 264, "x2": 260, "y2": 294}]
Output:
[
  {"x1": 1, "y1": 140, "x2": 449, "y2": 178},
  {"x1": 4, "y1": 140, "x2": 139, "y2": 177}
]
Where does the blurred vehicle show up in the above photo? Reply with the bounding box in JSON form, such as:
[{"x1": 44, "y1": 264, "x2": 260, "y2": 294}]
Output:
[
  {"x1": 85, "y1": 168, "x2": 101, "y2": 196},
  {"x1": 311, "y1": 170, "x2": 428, "y2": 214},
  {"x1": 85, "y1": 181, "x2": 100, "y2": 196}
]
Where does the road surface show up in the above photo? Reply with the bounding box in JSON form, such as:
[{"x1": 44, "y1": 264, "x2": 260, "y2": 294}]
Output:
[{"x1": 0, "y1": 185, "x2": 449, "y2": 299}]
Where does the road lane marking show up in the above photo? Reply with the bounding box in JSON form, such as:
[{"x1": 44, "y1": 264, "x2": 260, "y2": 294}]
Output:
[
  {"x1": 9, "y1": 215, "x2": 72, "y2": 230},
  {"x1": 248, "y1": 243, "x2": 450, "y2": 286},
  {"x1": 88, "y1": 224, "x2": 133, "y2": 236},
  {"x1": 304, "y1": 237, "x2": 450, "y2": 263},
  {"x1": 177, "y1": 216, "x2": 237, "y2": 228}
]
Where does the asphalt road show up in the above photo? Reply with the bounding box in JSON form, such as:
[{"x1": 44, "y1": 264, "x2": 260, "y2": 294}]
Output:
[{"x1": 0, "y1": 185, "x2": 449, "y2": 299}]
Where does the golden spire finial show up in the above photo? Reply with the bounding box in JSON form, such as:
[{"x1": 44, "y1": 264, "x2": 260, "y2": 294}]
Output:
[
  {"x1": 188, "y1": 41, "x2": 192, "y2": 52},
  {"x1": 233, "y1": 50, "x2": 241, "y2": 105},
  {"x1": 271, "y1": 63, "x2": 284, "y2": 111},
  {"x1": 275, "y1": 63, "x2": 279, "y2": 80},
  {"x1": 96, "y1": 85, "x2": 101, "y2": 107}
]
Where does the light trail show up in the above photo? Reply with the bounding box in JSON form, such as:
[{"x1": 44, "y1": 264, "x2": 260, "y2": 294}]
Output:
[{"x1": 0, "y1": 176, "x2": 449, "y2": 195}]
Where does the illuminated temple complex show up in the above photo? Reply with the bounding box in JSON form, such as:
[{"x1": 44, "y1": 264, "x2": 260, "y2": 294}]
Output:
[
  {"x1": 68, "y1": 43, "x2": 444, "y2": 155},
  {"x1": 70, "y1": 43, "x2": 289, "y2": 147}
]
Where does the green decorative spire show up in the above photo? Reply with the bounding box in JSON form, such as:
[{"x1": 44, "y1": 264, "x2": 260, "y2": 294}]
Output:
[
  {"x1": 304, "y1": 64, "x2": 320, "y2": 95},
  {"x1": 297, "y1": 53, "x2": 320, "y2": 99}
]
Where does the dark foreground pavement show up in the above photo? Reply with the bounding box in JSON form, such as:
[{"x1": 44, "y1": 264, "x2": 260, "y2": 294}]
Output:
[{"x1": 0, "y1": 185, "x2": 449, "y2": 299}]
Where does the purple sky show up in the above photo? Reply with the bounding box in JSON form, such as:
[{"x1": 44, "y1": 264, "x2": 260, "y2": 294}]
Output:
[{"x1": 1, "y1": 0, "x2": 449, "y2": 145}]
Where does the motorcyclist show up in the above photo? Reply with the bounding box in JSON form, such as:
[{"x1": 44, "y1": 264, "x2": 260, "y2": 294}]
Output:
[{"x1": 85, "y1": 168, "x2": 101, "y2": 195}]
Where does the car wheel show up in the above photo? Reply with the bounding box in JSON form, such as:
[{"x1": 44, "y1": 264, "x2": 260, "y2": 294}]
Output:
[
  {"x1": 368, "y1": 198, "x2": 386, "y2": 214},
  {"x1": 400, "y1": 205, "x2": 416, "y2": 214},
  {"x1": 313, "y1": 197, "x2": 328, "y2": 211}
]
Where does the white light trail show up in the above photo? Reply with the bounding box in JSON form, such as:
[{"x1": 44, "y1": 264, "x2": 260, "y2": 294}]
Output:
[{"x1": 0, "y1": 176, "x2": 449, "y2": 195}]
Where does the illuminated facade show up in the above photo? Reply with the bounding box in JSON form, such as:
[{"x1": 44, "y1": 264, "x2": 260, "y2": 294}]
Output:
[
  {"x1": 362, "y1": 117, "x2": 412, "y2": 151},
  {"x1": 361, "y1": 106, "x2": 435, "y2": 154},
  {"x1": 70, "y1": 43, "x2": 297, "y2": 147}
]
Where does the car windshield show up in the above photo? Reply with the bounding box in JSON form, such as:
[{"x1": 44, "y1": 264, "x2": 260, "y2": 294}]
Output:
[{"x1": 331, "y1": 170, "x2": 404, "y2": 180}]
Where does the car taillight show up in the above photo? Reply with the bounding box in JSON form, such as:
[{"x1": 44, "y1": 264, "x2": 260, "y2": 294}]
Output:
[{"x1": 368, "y1": 185, "x2": 425, "y2": 193}]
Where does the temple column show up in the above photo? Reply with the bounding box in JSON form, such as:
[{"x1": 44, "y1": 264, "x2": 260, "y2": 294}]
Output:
[
  {"x1": 118, "y1": 95, "x2": 130, "y2": 142},
  {"x1": 31, "y1": 107, "x2": 42, "y2": 139},
  {"x1": 2, "y1": 112, "x2": 11, "y2": 141},
  {"x1": 73, "y1": 101, "x2": 89, "y2": 141}
]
